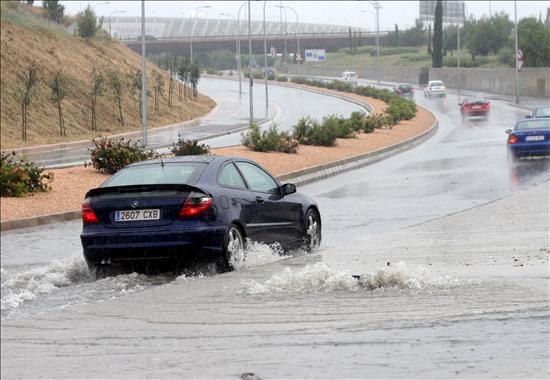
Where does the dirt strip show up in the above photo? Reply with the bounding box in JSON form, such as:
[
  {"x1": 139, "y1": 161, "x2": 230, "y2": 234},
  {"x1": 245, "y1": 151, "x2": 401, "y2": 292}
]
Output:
[{"x1": 1, "y1": 89, "x2": 434, "y2": 222}]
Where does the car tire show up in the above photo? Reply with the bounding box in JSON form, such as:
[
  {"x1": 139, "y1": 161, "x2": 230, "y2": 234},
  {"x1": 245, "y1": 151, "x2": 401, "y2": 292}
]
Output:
[
  {"x1": 222, "y1": 223, "x2": 246, "y2": 270},
  {"x1": 303, "y1": 208, "x2": 322, "y2": 251},
  {"x1": 94, "y1": 264, "x2": 117, "y2": 279}
]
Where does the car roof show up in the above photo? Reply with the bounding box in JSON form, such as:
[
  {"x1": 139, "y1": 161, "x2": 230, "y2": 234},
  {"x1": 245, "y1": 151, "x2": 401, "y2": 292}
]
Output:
[{"x1": 125, "y1": 155, "x2": 260, "y2": 169}]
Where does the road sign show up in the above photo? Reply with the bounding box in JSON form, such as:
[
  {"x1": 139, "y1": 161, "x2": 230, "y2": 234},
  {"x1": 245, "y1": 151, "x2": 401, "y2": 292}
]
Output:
[
  {"x1": 419, "y1": 0, "x2": 465, "y2": 24},
  {"x1": 516, "y1": 49, "x2": 524, "y2": 72},
  {"x1": 304, "y1": 49, "x2": 326, "y2": 62}
]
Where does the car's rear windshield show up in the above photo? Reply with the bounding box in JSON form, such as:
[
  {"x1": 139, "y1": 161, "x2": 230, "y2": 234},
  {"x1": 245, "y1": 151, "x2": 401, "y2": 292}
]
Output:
[
  {"x1": 533, "y1": 108, "x2": 550, "y2": 117},
  {"x1": 101, "y1": 162, "x2": 207, "y2": 187},
  {"x1": 466, "y1": 99, "x2": 487, "y2": 104},
  {"x1": 399, "y1": 84, "x2": 412, "y2": 90},
  {"x1": 515, "y1": 119, "x2": 550, "y2": 131},
  {"x1": 430, "y1": 81, "x2": 444, "y2": 87}
]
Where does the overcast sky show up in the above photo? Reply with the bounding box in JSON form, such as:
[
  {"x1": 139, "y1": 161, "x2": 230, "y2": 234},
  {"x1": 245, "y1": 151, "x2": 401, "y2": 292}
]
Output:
[{"x1": 57, "y1": 1, "x2": 549, "y2": 30}]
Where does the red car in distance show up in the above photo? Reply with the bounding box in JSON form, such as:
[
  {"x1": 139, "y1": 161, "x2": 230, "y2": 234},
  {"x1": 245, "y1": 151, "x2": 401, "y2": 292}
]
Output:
[{"x1": 459, "y1": 98, "x2": 490, "y2": 118}]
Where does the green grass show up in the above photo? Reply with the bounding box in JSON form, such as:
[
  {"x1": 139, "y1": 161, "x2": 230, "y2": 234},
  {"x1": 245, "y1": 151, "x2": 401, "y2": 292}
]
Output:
[
  {"x1": 1, "y1": 2, "x2": 68, "y2": 35},
  {"x1": 310, "y1": 45, "x2": 506, "y2": 69}
]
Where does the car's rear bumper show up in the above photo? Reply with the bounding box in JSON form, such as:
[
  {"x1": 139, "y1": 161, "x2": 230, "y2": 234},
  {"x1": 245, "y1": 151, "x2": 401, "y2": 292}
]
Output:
[
  {"x1": 509, "y1": 142, "x2": 550, "y2": 158},
  {"x1": 81, "y1": 225, "x2": 226, "y2": 264},
  {"x1": 425, "y1": 90, "x2": 446, "y2": 96},
  {"x1": 463, "y1": 109, "x2": 489, "y2": 115}
]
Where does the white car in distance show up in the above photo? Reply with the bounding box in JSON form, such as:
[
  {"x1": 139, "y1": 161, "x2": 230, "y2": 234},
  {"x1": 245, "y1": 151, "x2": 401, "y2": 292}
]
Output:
[
  {"x1": 340, "y1": 71, "x2": 358, "y2": 86},
  {"x1": 424, "y1": 80, "x2": 447, "y2": 98}
]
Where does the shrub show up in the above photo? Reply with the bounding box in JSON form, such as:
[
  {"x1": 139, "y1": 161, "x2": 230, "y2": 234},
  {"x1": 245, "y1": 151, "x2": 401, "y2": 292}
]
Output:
[
  {"x1": 170, "y1": 138, "x2": 210, "y2": 156},
  {"x1": 385, "y1": 96, "x2": 417, "y2": 121},
  {"x1": 322, "y1": 114, "x2": 356, "y2": 139},
  {"x1": 276, "y1": 75, "x2": 288, "y2": 82},
  {"x1": 363, "y1": 113, "x2": 390, "y2": 132},
  {"x1": 241, "y1": 123, "x2": 298, "y2": 153},
  {"x1": 498, "y1": 47, "x2": 515, "y2": 67},
  {"x1": 292, "y1": 117, "x2": 337, "y2": 147},
  {"x1": 1, "y1": 152, "x2": 53, "y2": 197},
  {"x1": 348, "y1": 111, "x2": 366, "y2": 132},
  {"x1": 89, "y1": 137, "x2": 158, "y2": 174}
]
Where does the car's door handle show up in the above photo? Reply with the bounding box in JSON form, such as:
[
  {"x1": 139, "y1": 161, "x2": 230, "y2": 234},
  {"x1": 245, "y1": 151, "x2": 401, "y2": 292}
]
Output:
[{"x1": 256, "y1": 196, "x2": 264, "y2": 203}]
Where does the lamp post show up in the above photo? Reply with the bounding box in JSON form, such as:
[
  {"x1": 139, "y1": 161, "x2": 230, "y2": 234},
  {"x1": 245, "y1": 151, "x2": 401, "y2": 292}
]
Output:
[
  {"x1": 220, "y1": 13, "x2": 239, "y2": 78},
  {"x1": 108, "y1": 10, "x2": 126, "y2": 36},
  {"x1": 92, "y1": 2, "x2": 110, "y2": 11},
  {"x1": 276, "y1": 2, "x2": 288, "y2": 65},
  {"x1": 140, "y1": 0, "x2": 147, "y2": 147},
  {"x1": 369, "y1": 1, "x2": 382, "y2": 85},
  {"x1": 514, "y1": 0, "x2": 520, "y2": 104},
  {"x1": 276, "y1": 5, "x2": 300, "y2": 69},
  {"x1": 190, "y1": 5, "x2": 211, "y2": 63},
  {"x1": 247, "y1": 0, "x2": 253, "y2": 125},
  {"x1": 263, "y1": 1, "x2": 269, "y2": 118},
  {"x1": 237, "y1": 1, "x2": 247, "y2": 97}
]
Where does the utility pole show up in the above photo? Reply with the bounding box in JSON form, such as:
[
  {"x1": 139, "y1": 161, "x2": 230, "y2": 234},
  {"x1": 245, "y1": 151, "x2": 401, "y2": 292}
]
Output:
[
  {"x1": 237, "y1": 1, "x2": 247, "y2": 97},
  {"x1": 248, "y1": 0, "x2": 253, "y2": 125},
  {"x1": 369, "y1": 1, "x2": 382, "y2": 86},
  {"x1": 141, "y1": 0, "x2": 147, "y2": 147},
  {"x1": 514, "y1": 0, "x2": 520, "y2": 104},
  {"x1": 263, "y1": 0, "x2": 269, "y2": 118}
]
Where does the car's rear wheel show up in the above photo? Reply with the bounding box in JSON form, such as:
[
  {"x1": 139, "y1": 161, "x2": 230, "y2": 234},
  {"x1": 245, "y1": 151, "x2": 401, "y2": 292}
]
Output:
[
  {"x1": 304, "y1": 209, "x2": 322, "y2": 251},
  {"x1": 222, "y1": 223, "x2": 246, "y2": 270}
]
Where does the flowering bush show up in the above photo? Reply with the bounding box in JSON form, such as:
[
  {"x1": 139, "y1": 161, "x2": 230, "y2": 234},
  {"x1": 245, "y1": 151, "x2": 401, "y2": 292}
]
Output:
[
  {"x1": 170, "y1": 138, "x2": 210, "y2": 156},
  {"x1": 1, "y1": 152, "x2": 53, "y2": 197},
  {"x1": 89, "y1": 137, "x2": 158, "y2": 174}
]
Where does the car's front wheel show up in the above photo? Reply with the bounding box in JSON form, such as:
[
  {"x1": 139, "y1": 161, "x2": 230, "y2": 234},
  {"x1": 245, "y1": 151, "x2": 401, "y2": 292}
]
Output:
[
  {"x1": 222, "y1": 223, "x2": 246, "y2": 270},
  {"x1": 304, "y1": 209, "x2": 322, "y2": 251}
]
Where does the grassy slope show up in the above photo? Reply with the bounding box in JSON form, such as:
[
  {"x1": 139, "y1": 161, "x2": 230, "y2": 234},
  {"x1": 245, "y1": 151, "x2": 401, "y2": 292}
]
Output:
[
  {"x1": 0, "y1": 4, "x2": 215, "y2": 149},
  {"x1": 307, "y1": 45, "x2": 505, "y2": 69}
]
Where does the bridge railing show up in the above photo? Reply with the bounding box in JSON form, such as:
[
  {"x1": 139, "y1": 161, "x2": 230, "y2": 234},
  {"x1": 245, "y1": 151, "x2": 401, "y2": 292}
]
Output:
[{"x1": 117, "y1": 30, "x2": 387, "y2": 43}]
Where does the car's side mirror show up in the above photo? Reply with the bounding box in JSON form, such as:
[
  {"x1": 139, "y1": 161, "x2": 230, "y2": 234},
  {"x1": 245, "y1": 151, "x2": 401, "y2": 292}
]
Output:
[
  {"x1": 505, "y1": 129, "x2": 512, "y2": 134},
  {"x1": 525, "y1": 115, "x2": 531, "y2": 118},
  {"x1": 458, "y1": 103, "x2": 462, "y2": 106},
  {"x1": 281, "y1": 183, "x2": 296, "y2": 195}
]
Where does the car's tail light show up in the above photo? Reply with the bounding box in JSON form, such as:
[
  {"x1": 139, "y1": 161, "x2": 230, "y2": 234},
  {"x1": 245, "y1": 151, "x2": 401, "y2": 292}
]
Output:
[
  {"x1": 82, "y1": 199, "x2": 99, "y2": 223},
  {"x1": 179, "y1": 192, "x2": 213, "y2": 218},
  {"x1": 508, "y1": 134, "x2": 519, "y2": 144}
]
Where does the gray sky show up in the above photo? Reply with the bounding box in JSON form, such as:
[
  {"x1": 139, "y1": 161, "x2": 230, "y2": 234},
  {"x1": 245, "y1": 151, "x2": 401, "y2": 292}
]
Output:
[{"x1": 57, "y1": 1, "x2": 549, "y2": 30}]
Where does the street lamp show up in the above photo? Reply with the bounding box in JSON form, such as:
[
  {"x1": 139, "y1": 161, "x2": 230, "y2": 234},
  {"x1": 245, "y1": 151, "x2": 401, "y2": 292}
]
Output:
[
  {"x1": 514, "y1": 0, "x2": 520, "y2": 104},
  {"x1": 263, "y1": 1, "x2": 269, "y2": 118},
  {"x1": 276, "y1": 5, "x2": 300, "y2": 68},
  {"x1": 219, "y1": 12, "x2": 239, "y2": 78},
  {"x1": 92, "y1": 2, "x2": 110, "y2": 11},
  {"x1": 109, "y1": 10, "x2": 126, "y2": 36},
  {"x1": 189, "y1": 5, "x2": 211, "y2": 63},
  {"x1": 275, "y1": 4, "x2": 288, "y2": 65},
  {"x1": 237, "y1": 1, "x2": 247, "y2": 97},
  {"x1": 140, "y1": 0, "x2": 147, "y2": 147},
  {"x1": 247, "y1": 0, "x2": 253, "y2": 125},
  {"x1": 369, "y1": 1, "x2": 382, "y2": 85}
]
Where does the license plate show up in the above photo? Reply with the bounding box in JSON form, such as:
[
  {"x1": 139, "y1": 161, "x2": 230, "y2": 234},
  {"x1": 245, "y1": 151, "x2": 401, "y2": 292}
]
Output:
[
  {"x1": 115, "y1": 209, "x2": 160, "y2": 222},
  {"x1": 472, "y1": 105, "x2": 482, "y2": 109},
  {"x1": 525, "y1": 136, "x2": 544, "y2": 141}
]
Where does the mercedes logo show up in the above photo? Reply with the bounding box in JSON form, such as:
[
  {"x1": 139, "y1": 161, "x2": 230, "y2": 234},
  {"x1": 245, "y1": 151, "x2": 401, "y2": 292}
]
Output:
[{"x1": 131, "y1": 200, "x2": 139, "y2": 208}]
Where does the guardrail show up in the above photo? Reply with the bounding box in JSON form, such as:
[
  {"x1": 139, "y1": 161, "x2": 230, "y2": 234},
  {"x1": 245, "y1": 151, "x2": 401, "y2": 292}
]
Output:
[{"x1": 117, "y1": 31, "x2": 388, "y2": 43}]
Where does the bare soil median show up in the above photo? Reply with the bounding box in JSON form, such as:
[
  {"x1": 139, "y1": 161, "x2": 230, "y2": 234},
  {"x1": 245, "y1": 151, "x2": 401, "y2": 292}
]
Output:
[{"x1": 0, "y1": 90, "x2": 434, "y2": 222}]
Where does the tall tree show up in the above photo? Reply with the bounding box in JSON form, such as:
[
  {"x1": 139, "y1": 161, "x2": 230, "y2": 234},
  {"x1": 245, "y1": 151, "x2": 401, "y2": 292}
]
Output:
[
  {"x1": 167, "y1": 56, "x2": 175, "y2": 107},
  {"x1": 12, "y1": 62, "x2": 38, "y2": 142},
  {"x1": 48, "y1": 70, "x2": 67, "y2": 136},
  {"x1": 107, "y1": 69, "x2": 125, "y2": 127},
  {"x1": 89, "y1": 67, "x2": 103, "y2": 131},
  {"x1": 427, "y1": 24, "x2": 432, "y2": 55},
  {"x1": 152, "y1": 71, "x2": 164, "y2": 113},
  {"x1": 518, "y1": 17, "x2": 550, "y2": 67},
  {"x1": 432, "y1": 0, "x2": 443, "y2": 68},
  {"x1": 77, "y1": 6, "x2": 97, "y2": 38},
  {"x1": 42, "y1": 0, "x2": 64, "y2": 23}
]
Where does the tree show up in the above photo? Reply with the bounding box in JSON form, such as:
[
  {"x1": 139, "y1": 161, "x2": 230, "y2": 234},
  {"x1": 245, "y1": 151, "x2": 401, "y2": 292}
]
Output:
[
  {"x1": 48, "y1": 70, "x2": 67, "y2": 136},
  {"x1": 398, "y1": 19, "x2": 426, "y2": 47},
  {"x1": 427, "y1": 24, "x2": 432, "y2": 55},
  {"x1": 518, "y1": 17, "x2": 550, "y2": 67},
  {"x1": 89, "y1": 67, "x2": 103, "y2": 131},
  {"x1": 443, "y1": 25, "x2": 458, "y2": 55},
  {"x1": 128, "y1": 69, "x2": 149, "y2": 118},
  {"x1": 12, "y1": 62, "x2": 38, "y2": 142},
  {"x1": 107, "y1": 69, "x2": 124, "y2": 127},
  {"x1": 167, "y1": 56, "x2": 175, "y2": 107},
  {"x1": 42, "y1": 0, "x2": 64, "y2": 23},
  {"x1": 77, "y1": 6, "x2": 97, "y2": 38},
  {"x1": 189, "y1": 63, "x2": 200, "y2": 99},
  {"x1": 432, "y1": 0, "x2": 443, "y2": 68},
  {"x1": 177, "y1": 58, "x2": 190, "y2": 101},
  {"x1": 465, "y1": 13, "x2": 513, "y2": 60},
  {"x1": 348, "y1": 27, "x2": 354, "y2": 54},
  {"x1": 152, "y1": 71, "x2": 164, "y2": 113}
]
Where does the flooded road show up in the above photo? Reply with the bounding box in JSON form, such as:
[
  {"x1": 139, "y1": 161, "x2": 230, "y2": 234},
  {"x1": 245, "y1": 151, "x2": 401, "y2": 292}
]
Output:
[{"x1": 1, "y1": 82, "x2": 549, "y2": 378}]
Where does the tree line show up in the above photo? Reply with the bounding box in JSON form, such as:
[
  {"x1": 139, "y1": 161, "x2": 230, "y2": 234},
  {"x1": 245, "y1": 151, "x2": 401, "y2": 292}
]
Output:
[{"x1": 11, "y1": 63, "x2": 200, "y2": 142}]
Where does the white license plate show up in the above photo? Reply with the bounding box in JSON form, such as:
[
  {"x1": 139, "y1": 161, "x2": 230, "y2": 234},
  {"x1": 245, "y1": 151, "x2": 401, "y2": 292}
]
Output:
[
  {"x1": 525, "y1": 136, "x2": 544, "y2": 141},
  {"x1": 115, "y1": 209, "x2": 160, "y2": 222},
  {"x1": 472, "y1": 105, "x2": 482, "y2": 109}
]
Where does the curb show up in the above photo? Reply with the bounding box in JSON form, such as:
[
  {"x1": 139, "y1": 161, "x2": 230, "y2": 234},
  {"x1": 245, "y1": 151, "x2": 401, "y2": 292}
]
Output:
[
  {"x1": 0, "y1": 91, "x2": 435, "y2": 232},
  {"x1": 281, "y1": 109, "x2": 438, "y2": 187}
]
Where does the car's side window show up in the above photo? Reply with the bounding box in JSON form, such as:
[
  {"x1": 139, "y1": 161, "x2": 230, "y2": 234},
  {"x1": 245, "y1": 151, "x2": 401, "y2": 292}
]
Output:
[
  {"x1": 218, "y1": 163, "x2": 247, "y2": 189},
  {"x1": 235, "y1": 162, "x2": 279, "y2": 193}
]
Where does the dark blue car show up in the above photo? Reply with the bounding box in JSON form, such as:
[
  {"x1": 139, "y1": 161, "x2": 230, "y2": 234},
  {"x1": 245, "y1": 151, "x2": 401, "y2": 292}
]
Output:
[
  {"x1": 506, "y1": 118, "x2": 550, "y2": 160},
  {"x1": 80, "y1": 156, "x2": 321, "y2": 276}
]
